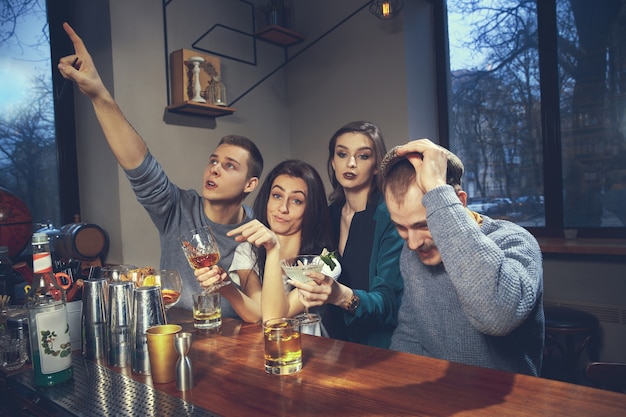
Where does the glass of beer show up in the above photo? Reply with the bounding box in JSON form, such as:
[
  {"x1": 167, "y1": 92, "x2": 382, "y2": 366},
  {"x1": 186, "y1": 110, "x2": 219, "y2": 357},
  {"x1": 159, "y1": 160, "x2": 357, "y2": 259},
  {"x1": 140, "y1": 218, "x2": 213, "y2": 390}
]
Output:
[
  {"x1": 262, "y1": 318, "x2": 302, "y2": 375},
  {"x1": 192, "y1": 291, "x2": 222, "y2": 330}
]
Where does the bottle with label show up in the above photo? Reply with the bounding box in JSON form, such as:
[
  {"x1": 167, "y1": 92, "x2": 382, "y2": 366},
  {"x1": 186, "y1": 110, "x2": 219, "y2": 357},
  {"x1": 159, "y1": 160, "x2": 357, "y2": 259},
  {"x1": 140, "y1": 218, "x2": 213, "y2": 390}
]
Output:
[{"x1": 27, "y1": 233, "x2": 73, "y2": 386}]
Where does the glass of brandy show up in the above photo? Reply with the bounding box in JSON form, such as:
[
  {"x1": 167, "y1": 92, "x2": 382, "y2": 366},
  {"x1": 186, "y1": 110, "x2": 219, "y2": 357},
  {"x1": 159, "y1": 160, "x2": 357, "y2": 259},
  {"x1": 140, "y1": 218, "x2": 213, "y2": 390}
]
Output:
[
  {"x1": 153, "y1": 270, "x2": 183, "y2": 310},
  {"x1": 179, "y1": 226, "x2": 229, "y2": 292}
]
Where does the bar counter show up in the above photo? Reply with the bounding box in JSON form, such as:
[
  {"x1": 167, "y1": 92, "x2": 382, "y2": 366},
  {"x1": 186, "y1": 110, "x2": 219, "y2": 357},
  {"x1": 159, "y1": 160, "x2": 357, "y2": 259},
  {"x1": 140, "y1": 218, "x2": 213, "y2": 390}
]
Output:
[{"x1": 5, "y1": 307, "x2": 626, "y2": 416}]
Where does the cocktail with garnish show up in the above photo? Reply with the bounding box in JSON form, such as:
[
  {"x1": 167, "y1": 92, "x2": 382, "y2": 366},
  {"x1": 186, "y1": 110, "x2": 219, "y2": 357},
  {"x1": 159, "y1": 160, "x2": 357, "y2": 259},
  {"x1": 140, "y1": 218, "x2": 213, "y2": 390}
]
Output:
[
  {"x1": 142, "y1": 270, "x2": 183, "y2": 310},
  {"x1": 179, "y1": 226, "x2": 229, "y2": 292},
  {"x1": 281, "y1": 255, "x2": 325, "y2": 316},
  {"x1": 280, "y1": 255, "x2": 325, "y2": 284}
]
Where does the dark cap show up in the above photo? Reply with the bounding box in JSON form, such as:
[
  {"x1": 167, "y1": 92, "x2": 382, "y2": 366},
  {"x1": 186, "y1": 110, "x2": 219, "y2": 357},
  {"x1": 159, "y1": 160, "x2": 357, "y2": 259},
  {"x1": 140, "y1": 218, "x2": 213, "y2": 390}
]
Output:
[{"x1": 380, "y1": 144, "x2": 464, "y2": 187}]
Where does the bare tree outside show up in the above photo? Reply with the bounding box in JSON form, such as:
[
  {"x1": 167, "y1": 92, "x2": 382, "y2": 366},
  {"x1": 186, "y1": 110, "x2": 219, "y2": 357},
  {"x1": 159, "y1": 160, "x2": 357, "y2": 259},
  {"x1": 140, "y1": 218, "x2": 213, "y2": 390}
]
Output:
[
  {"x1": 0, "y1": 0, "x2": 60, "y2": 226},
  {"x1": 446, "y1": 0, "x2": 626, "y2": 228},
  {"x1": 0, "y1": 0, "x2": 42, "y2": 46}
]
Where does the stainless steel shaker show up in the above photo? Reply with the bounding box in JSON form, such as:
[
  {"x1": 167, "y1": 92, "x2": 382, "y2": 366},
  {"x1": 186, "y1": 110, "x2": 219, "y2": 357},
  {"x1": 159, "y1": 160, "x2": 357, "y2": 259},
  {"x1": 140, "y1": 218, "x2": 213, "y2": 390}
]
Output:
[
  {"x1": 107, "y1": 281, "x2": 134, "y2": 367},
  {"x1": 81, "y1": 278, "x2": 108, "y2": 360},
  {"x1": 131, "y1": 286, "x2": 166, "y2": 375}
]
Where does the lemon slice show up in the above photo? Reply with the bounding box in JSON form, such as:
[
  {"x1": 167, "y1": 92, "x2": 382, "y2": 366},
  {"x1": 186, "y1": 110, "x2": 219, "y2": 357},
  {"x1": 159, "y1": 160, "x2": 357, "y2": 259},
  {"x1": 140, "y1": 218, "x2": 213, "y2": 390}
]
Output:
[{"x1": 142, "y1": 275, "x2": 159, "y2": 287}]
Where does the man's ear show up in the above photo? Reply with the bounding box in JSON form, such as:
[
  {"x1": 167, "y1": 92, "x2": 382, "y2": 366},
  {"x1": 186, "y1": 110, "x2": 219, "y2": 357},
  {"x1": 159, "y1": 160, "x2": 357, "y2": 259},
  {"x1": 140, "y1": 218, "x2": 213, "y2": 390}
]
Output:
[
  {"x1": 457, "y1": 190, "x2": 468, "y2": 206},
  {"x1": 244, "y1": 177, "x2": 259, "y2": 193}
]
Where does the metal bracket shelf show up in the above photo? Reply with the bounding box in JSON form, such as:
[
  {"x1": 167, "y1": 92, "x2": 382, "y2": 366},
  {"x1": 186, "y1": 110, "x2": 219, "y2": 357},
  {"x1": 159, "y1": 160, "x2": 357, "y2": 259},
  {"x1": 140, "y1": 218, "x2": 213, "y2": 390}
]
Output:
[{"x1": 163, "y1": 0, "x2": 370, "y2": 114}]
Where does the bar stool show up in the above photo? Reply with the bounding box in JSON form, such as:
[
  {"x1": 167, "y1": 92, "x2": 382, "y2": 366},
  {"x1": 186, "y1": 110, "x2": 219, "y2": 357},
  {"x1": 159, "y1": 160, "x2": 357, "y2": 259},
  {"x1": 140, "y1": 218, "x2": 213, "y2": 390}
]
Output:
[
  {"x1": 585, "y1": 362, "x2": 626, "y2": 393},
  {"x1": 543, "y1": 306, "x2": 599, "y2": 383}
]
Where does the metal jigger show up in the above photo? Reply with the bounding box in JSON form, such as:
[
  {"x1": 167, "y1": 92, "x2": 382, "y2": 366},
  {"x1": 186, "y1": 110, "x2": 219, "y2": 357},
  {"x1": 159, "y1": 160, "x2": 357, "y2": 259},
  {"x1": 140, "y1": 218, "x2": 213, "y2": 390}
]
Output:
[
  {"x1": 131, "y1": 286, "x2": 166, "y2": 375},
  {"x1": 107, "y1": 281, "x2": 134, "y2": 367},
  {"x1": 174, "y1": 332, "x2": 193, "y2": 391},
  {"x1": 81, "y1": 278, "x2": 109, "y2": 360}
]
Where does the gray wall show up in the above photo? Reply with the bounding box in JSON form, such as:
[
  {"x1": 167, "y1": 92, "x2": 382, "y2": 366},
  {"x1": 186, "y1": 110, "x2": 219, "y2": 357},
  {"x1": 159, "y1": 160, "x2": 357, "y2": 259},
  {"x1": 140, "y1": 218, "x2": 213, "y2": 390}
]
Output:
[
  {"x1": 71, "y1": 0, "x2": 625, "y2": 363},
  {"x1": 72, "y1": 0, "x2": 427, "y2": 268}
]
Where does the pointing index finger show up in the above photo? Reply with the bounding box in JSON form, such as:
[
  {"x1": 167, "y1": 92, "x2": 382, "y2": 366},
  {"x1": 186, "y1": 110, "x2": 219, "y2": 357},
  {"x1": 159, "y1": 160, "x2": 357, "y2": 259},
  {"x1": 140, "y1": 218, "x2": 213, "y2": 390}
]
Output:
[{"x1": 62, "y1": 22, "x2": 87, "y2": 55}]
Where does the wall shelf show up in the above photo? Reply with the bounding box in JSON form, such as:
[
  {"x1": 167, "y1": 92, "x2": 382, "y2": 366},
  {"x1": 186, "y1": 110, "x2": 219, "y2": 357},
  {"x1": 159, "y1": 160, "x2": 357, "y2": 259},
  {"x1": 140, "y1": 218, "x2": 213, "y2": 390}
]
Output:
[
  {"x1": 166, "y1": 101, "x2": 235, "y2": 117},
  {"x1": 163, "y1": 0, "x2": 366, "y2": 112},
  {"x1": 167, "y1": 49, "x2": 235, "y2": 117},
  {"x1": 254, "y1": 25, "x2": 305, "y2": 47}
]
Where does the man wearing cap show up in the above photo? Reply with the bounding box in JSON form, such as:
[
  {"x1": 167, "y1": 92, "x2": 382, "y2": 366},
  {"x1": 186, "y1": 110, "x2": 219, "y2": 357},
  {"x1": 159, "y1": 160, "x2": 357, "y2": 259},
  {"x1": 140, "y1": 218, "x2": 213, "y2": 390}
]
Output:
[{"x1": 381, "y1": 139, "x2": 544, "y2": 376}]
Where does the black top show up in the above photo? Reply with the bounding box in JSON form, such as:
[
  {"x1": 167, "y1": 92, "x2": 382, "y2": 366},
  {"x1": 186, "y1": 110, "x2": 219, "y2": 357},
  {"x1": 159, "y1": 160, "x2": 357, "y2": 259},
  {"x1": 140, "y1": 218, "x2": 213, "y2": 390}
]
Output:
[{"x1": 324, "y1": 193, "x2": 378, "y2": 342}]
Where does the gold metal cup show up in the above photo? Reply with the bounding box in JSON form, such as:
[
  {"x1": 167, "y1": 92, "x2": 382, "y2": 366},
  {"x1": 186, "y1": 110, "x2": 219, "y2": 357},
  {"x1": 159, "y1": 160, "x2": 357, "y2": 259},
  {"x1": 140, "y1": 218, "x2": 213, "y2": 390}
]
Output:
[{"x1": 146, "y1": 324, "x2": 182, "y2": 383}]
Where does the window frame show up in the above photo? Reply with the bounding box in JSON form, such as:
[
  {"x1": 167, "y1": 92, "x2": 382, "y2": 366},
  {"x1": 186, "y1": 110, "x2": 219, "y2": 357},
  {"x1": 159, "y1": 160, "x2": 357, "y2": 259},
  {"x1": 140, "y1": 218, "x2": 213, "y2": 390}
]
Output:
[
  {"x1": 47, "y1": 0, "x2": 80, "y2": 225},
  {"x1": 433, "y1": 0, "x2": 625, "y2": 239}
]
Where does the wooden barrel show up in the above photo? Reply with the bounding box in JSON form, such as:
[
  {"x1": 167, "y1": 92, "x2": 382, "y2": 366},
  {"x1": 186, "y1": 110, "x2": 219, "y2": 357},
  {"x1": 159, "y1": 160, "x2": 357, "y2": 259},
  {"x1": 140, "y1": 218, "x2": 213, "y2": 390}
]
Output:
[{"x1": 54, "y1": 223, "x2": 109, "y2": 261}]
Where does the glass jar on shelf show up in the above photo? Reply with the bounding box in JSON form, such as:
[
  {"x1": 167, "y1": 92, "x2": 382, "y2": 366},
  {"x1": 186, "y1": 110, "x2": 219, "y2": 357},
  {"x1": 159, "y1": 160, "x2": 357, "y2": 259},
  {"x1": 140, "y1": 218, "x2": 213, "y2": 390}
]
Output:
[{"x1": 208, "y1": 75, "x2": 227, "y2": 107}]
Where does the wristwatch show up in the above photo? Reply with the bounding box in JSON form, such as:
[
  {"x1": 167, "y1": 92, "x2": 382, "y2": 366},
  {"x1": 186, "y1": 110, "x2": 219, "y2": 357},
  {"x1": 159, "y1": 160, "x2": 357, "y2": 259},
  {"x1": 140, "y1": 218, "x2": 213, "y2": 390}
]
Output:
[{"x1": 344, "y1": 293, "x2": 360, "y2": 313}]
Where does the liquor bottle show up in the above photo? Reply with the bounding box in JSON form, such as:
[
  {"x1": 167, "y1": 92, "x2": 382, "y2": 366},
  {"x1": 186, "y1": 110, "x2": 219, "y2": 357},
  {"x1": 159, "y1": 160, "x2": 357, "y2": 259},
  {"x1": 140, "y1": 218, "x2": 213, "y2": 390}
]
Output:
[{"x1": 27, "y1": 232, "x2": 73, "y2": 386}]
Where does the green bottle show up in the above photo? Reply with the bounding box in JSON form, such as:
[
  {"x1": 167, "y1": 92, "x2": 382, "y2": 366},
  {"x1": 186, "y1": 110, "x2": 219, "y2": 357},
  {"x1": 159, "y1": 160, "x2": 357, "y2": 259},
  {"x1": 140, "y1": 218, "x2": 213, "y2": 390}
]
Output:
[{"x1": 27, "y1": 233, "x2": 73, "y2": 386}]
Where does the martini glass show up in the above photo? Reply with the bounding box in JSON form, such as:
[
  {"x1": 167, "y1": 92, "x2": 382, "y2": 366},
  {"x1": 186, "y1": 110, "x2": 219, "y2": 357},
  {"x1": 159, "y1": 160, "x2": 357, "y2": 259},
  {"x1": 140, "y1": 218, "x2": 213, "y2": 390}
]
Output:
[
  {"x1": 280, "y1": 255, "x2": 324, "y2": 316},
  {"x1": 179, "y1": 226, "x2": 229, "y2": 293}
]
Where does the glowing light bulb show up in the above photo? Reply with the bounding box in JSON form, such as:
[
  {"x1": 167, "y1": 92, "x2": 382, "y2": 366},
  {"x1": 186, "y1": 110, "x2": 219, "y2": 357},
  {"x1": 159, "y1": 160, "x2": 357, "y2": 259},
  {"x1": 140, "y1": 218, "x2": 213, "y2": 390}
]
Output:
[{"x1": 382, "y1": 1, "x2": 391, "y2": 17}]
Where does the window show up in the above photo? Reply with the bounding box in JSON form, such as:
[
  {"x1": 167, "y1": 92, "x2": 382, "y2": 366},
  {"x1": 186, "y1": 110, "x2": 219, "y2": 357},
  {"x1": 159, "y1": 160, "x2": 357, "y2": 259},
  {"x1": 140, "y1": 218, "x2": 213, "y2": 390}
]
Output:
[
  {"x1": 0, "y1": 0, "x2": 79, "y2": 239},
  {"x1": 436, "y1": 0, "x2": 626, "y2": 237}
]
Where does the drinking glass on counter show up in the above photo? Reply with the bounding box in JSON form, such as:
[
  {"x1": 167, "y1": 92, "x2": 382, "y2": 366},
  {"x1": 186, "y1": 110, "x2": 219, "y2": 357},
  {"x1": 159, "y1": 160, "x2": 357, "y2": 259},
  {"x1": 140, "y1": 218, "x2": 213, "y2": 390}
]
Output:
[
  {"x1": 192, "y1": 291, "x2": 222, "y2": 330},
  {"x1": 179, "y1": 226, "x2": 229, "y2": 292},
  {"x1": 0, "y1": 335, "x2": 28, "y2": 371},
  {"x1": 144, "y1": 270, "x2": 182, "y2": 310},
  {"x1": 263, "y1": 318, "x2": 302, "y2": 375}
]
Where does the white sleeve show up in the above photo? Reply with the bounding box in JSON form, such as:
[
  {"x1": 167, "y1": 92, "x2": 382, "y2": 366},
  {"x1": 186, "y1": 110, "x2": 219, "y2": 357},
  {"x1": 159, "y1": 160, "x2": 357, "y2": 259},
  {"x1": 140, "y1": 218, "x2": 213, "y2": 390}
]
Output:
[{"x1": 228, "y1": 242, "x2": 258, "y2": 286}]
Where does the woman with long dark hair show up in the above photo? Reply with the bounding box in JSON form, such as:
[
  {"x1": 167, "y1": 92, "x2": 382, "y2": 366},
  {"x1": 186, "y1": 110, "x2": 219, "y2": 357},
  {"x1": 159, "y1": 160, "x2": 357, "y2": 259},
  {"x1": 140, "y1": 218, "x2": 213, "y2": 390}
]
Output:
[
  {"x1": 307, "y1": 121, "x2": 404, "y2": 348},
  {"x1": 196, "y1": 160, "x2": 336, "y2": 322}
]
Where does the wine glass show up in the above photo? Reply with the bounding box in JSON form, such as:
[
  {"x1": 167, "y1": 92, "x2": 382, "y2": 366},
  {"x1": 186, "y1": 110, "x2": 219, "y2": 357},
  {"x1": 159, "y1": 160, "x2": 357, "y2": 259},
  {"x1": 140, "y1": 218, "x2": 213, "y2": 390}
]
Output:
[
  {"x1": 153, "y1": 270, "x2": 183, "y2": 310},
  {"x1": 280, "y1": 255, "x2": 325, "y2": 317},
  {"x1": 179, "y1": 226, "x2": 229, "y2": 292}
]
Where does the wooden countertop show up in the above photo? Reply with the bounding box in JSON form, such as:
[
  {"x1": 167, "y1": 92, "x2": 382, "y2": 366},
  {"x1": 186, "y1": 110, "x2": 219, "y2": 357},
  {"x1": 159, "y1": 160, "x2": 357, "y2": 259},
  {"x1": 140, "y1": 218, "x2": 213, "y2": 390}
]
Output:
[
  {"x1": 537, "y1": 237, "x2": 626, "y2": 255},
  {"x1": 133, "y1": 310, "x2": 626, "y2": 416},
  {"x1": 6, "y1": 308, "x2": 626, "y2": 416}
]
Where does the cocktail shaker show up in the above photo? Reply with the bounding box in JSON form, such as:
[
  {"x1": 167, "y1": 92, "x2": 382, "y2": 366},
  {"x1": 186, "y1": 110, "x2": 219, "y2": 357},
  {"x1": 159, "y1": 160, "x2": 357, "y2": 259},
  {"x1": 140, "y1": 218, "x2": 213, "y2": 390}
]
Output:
[
  {"x1": 81, "y1": 278, "x2": 108, "y2": 360},
  {"x1": 107, "y1": 281, "x2": 134, "y2": 367},
  {"x1": 131, "y1": 286, "x2": 166, "y2": 375}
]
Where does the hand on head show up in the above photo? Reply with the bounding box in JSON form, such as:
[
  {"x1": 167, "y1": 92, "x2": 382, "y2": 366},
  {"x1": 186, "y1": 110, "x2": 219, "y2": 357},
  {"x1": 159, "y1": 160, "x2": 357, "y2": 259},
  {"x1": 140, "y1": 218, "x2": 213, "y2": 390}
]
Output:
[
  {"x1": 58, "y1": 22, "x2": 107, "y2": 99},
  {"x1": 227, "y1": 219, "x2": 278, "y2": 251},
  {"x1": 395, "y1": 139, "x2": 449, "y2": 193}
]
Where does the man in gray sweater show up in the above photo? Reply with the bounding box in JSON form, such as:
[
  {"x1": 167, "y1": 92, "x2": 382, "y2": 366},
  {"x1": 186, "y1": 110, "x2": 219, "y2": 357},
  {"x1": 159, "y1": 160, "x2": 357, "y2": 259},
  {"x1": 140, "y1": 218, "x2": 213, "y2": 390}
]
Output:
[
  {"x1": 58, "y1": 23, "x2": 263, "y2": 316},
  {"x1": 381, "y1": 139, "x2": 544, "y2": 376}
]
